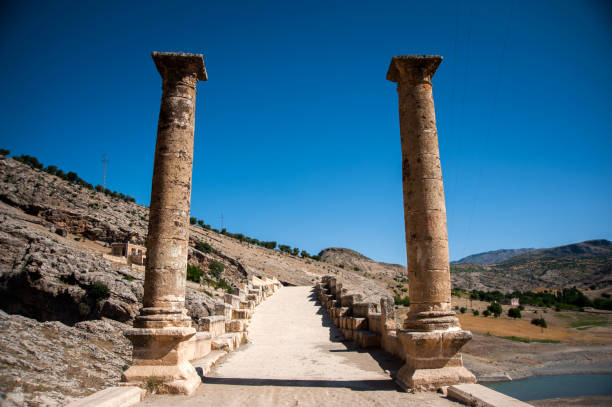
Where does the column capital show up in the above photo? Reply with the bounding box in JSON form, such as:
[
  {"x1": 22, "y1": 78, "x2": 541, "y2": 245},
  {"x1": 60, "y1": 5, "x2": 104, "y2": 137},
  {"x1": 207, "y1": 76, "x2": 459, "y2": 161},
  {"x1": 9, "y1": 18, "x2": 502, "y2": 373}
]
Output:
[
  {"x1": 152, "y1": 51, "x2": 208, "y2": 82},
  {"x1": 386, "y1": 55, "x2": 442, "y2": 84}
]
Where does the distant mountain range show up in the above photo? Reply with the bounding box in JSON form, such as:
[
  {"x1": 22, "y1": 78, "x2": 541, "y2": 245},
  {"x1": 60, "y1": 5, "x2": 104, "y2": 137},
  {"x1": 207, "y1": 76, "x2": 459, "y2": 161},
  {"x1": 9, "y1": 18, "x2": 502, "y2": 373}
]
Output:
[
  {"x1": 451, "y1": 239, "x2": 612, "y2": 292},
  {"x1": 453, "y1": 248, "x2": 537, "y2": 265}
]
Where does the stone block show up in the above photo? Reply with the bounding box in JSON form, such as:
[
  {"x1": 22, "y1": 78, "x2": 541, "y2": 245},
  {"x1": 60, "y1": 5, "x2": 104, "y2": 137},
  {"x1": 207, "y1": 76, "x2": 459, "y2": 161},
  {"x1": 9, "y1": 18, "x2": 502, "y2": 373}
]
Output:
[
  {"x1": 353, "y1": 302, "x2": 378, "y2": 317},
  {"x1": 367, "y1": 314, "x2": 383, "y2": 333},
  {"x1": 214, "y1": 303, "x2": 233, "y2": 320},
  {"x1": 340, "y1": 293, "x2": 363, "y2": 308},
  {"x1": 224, "y1": 293, "x2": 241, "y2": 308},
  {"x1": 66, "y1": 386, "x2": 145, "y2": 407},
  {"x1": 225, "y1": 319, "x2": 247, "y2": 333},
  {"x1": 348, "y1": 317, "x2": 368, "y2": 330},
  {"x1": 354, "y1": 330, "x2": 381, "y2": 348},
  {"x1": 232, "y1": 309, "x2": 251, "y2": 320},
  {"x1": 395, "y1": 329, "x2": 476, "y2": 391},
  {"x1": 198, "y1": 316, "x2": 226, "y2": 337}
]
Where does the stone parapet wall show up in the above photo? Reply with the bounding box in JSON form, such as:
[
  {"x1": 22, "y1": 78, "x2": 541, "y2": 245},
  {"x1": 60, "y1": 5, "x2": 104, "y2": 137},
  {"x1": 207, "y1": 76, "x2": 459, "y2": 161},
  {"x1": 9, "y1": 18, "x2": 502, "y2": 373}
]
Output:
[
  {"x1": 186, "y1": 275, "x2": 280, "y2": 362},
  {"x1": 316, "y1": 276, "x2": 395, "y2": 355}
]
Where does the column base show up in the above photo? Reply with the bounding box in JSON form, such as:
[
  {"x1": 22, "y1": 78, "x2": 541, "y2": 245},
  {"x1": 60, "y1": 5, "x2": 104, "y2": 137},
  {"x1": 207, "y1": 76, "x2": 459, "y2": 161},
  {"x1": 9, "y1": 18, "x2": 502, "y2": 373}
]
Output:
[
  {"x1": 395, "y1": 329, "x2": 476, "y2": 391},
  {"x1": 121, "y1": 327, "x2": 201, "y2": 395}
]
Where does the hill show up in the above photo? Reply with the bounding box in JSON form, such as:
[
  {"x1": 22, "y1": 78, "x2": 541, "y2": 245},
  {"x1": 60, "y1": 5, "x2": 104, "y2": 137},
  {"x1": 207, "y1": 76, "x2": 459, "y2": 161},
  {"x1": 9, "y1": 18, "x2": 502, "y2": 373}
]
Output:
[
  {"x1": 451, "y1": 240, "x2": 612, "y2": 292},
  {"x1": 0, "y1": 155, "x2": 400, "y2": 404},
  {"x1": 318, "y1": 247, "x2": 406, "y2": 279},
  {"x1": 452, "y1": 248, "x2": 536, "y2": 264}
]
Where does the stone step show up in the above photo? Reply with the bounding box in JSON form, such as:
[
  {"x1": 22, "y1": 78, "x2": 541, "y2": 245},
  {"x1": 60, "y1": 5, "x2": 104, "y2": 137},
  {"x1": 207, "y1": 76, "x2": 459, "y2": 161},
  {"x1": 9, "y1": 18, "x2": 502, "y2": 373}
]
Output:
[
  {"x1": 447, "y1": 383, "x2": 534, "y2": 407},
  {"x1": 65, "y1": 386, "x2": 144, "y2": 407},
  {"x1": 353, "y1": 330, "x2": 381, "y2": 348},
  {"x1": 211, "y1": 332, "x2": 246, "y2": 352},
  {"x1": 191, "y1": 350, "x2": 227, "y2": 377}
]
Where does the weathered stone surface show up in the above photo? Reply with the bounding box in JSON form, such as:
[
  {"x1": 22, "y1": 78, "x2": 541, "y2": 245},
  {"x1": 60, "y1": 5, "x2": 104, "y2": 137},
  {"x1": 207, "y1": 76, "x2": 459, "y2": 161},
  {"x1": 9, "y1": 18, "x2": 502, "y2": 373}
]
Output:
[
  {"x1": 388, "y1": 54, "x2": 475, "y2": 390},
  {"x1": 123, "y1": 52, "x2": 207, "y2": 396},
  {"x1": 0, "y1": 310, "x2": 131, "y2": 406},
  {"x1": 387, "y1": 54, "x2": 454, "y2": 323}
]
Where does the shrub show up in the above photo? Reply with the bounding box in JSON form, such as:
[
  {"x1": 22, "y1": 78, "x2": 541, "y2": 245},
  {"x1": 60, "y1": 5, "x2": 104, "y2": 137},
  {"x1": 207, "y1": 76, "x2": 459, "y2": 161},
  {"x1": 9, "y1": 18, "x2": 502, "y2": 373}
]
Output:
[
  {"x1": 78, "y1": 302, "x2": 90, "y2": 317},
  {"x1": 208, "y1": 260, "x2": 224, "y2": 278},
  {"x1": 195, "y1": 242, "x2": 212, "y2": 253},
  {"x1": 508, "y1": 307, "x2": 522, "y2": 319},
  {"x1": 89, "y1": 281, "x2": 110, "y2": 302},
  {"x1": 483, "y1": 310, "x2": 491, "y2": 317},
  {"x1": 186, "y1": 264, "x2": 205, "y2": 283},
  {"x1": 353, "y1": 267, "x2": 360, "y2": 271},
  {"x1": 393, "y1": 295, "x2": 410, "y2": 306},
  {"x1": 454, "y1": 305, "x2": 459, "y2": 310},
  {"x1": 531, "y1": 318, "x2": 547, "y2": 328},
  {"x1": 472, "y1": 309, "x2": 479, "y2": 316},
  {"x1": 189, "y1": 217, "x2": 197, "y2": 225},
  {"x1": 459, "y1": 307, "x2": 467, "y2": 314},
  {"x1": 0, "y1": 149, "x2": 9, "y2": 156}
]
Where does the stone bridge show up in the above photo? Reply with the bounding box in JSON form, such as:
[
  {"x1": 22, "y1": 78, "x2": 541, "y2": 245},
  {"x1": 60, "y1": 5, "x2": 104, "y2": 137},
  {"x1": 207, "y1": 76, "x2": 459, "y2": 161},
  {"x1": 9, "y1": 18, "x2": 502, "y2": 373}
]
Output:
[{"x1": 68, "y1": 52, "x2": 532, "y2": 407}]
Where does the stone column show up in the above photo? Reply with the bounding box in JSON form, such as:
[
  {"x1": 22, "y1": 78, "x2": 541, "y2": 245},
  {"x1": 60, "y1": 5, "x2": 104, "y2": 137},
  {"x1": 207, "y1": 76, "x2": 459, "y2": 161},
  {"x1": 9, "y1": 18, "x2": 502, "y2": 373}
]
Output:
[
  {"x1": 387, "y1": 55, "x2": 475, "y2": 391},
  {"x1": 122, "y1": 52, "x2": 207, "y2": 395}
]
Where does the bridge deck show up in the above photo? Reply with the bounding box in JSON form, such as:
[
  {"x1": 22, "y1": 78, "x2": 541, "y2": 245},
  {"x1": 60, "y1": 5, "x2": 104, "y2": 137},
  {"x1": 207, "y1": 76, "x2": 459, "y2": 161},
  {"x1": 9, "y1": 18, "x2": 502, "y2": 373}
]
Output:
[{"x1": 139, "y1": 286, "x2": 460, "y2": 406}]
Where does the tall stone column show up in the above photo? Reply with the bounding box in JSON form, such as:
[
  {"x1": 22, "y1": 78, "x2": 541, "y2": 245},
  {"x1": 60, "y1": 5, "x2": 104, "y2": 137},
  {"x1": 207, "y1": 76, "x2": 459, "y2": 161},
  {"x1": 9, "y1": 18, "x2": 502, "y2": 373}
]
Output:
[
  {"x1": 122, "y1": 52, "x2": 207, "y2": 395},
  {"x1": 387, "y1": 55, "x2": 475, "y2": 390}
]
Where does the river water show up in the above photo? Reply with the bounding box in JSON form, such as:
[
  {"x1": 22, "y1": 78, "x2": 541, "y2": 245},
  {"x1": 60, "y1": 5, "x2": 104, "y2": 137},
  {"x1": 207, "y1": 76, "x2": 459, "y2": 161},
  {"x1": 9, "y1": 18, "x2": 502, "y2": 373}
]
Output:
[{"x1": 483, "y1": 374, "x2": 612, "y2": 401}]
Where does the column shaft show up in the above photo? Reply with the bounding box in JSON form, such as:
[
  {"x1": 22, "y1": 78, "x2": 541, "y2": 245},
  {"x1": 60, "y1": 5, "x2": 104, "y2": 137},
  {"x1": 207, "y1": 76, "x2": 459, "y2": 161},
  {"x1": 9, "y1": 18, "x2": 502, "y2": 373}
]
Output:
[{"x1": 387, "y1": 55, "x2": 457, "y2": 331}]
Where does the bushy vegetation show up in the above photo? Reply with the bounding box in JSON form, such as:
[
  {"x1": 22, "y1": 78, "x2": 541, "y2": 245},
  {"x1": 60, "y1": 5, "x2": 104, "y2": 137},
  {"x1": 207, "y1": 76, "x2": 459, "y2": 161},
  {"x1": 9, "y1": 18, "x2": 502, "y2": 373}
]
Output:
[
  {"x1": 487, "y1": 302, "x2": 503, "y2": 318},
  {"x1": 3, "y1": 150, "x2": 136, "y2": 203},
  {"x1": 394, "y1": 295, "x2": 410, "y2": 306},
  {"x1": 531, "y1": 317, "x2": 547, "y2": 328},
  {"x1": 187, "y1": 264, "x2": 206, "y2": 283},
  {"x1": 195, "y1": 242, "x2": 212, "y2": 253},
  {"x1": 508, "y1": 307, "x2": 522, "y2": 319},
  {"x1": 186, "y1": 263, "x2": 232, "y2": 294},
  {"x1": 458, "y1": 287, "x2": 608, "y2": 311},
  {"x1": 89, "y1": 281, "x2": 110, "y2": 302},
  {"x1": 208, "y1": 260, "x2": 224, "y2": 278},
  {"x1": 472, "y1": 309, "x2": 479, "y2": 316}
]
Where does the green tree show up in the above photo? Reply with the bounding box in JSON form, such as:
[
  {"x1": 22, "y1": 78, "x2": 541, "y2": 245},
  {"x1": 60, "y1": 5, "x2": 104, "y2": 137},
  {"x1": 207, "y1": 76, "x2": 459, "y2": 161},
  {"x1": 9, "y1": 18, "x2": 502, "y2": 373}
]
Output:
[
  {"x1": 45, "y1": 165, "x2": 58, "y2": 175},
  {"x1": 487, "y1": 302, "x2": 503, "y2": 318},
  {"x1": 66, "y1": 171, "x2": 79, "y2": 183},
  {"x1": 508, "y1": 307, "x2": 522, "y2": 319},
  {"x1": 190, "y1": 217, "x2": 197, "y2": 225},
  {"x1": 0, "y1": 149, "x2": 9, "y2": 156}
]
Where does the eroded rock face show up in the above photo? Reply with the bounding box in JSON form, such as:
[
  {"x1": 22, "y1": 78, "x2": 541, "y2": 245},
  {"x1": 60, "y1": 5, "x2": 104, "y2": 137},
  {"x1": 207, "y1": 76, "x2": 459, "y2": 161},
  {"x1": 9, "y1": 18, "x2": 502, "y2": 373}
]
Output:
[{"x1": 0, "y1": 310, "x2": 131, "y2": 406}]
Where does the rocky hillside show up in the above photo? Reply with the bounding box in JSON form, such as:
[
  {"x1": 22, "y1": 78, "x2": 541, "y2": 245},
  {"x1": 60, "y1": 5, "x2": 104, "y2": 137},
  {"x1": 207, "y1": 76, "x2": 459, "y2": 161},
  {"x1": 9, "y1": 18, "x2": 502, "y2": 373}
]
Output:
[
  {"x1": 452, "y1": 248, "x2": 536, "y2": 265},
  {"x1": 451, "y1": 240, "x2": 612, "y2": 292},
  {"x1": 0, "y1": 156, "x2": 400, "y2": 404},
  {"x1": 318, "y1": 247, "x2": 406, "y2": 279}
]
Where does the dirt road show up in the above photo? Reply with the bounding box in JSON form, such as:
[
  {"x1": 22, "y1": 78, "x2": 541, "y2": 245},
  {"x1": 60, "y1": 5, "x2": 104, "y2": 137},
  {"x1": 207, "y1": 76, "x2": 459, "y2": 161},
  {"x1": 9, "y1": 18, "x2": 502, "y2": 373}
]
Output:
[{"x1": 140, "y1": 286, "x2": 459, "y2": 406}]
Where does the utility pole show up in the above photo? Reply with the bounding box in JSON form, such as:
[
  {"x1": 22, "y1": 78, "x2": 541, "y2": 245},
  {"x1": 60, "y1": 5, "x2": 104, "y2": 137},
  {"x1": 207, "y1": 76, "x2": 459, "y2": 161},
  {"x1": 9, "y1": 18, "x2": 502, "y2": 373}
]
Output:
[{"x1": 102, "y1": 154, "x2": 108, "y2": 188}]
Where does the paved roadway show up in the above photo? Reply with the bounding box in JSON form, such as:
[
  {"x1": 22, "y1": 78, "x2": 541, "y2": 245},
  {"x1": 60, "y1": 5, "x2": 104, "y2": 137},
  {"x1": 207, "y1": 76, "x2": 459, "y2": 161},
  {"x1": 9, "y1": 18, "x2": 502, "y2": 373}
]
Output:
[{"x1": 139, "y1": 286, "x2": 459, "y2": 407}]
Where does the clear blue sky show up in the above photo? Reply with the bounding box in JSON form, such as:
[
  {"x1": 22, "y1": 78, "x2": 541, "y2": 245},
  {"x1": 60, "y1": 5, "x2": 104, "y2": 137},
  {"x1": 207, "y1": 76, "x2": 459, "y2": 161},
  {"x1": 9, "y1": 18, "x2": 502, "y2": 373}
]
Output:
[{"x1": 1, "y1": 0, "x2": 610, "y2": 264}]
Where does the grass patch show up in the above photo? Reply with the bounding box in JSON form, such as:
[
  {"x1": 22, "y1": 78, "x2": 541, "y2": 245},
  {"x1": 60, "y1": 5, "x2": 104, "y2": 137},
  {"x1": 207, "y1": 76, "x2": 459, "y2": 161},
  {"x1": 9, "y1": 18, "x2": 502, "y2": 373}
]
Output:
[
  {"x1": 571, "y1": 320, "x2": 608, "y2": 330},
  {"x1": 499, "y1": 335, "x2": 560, "y2": 343}
]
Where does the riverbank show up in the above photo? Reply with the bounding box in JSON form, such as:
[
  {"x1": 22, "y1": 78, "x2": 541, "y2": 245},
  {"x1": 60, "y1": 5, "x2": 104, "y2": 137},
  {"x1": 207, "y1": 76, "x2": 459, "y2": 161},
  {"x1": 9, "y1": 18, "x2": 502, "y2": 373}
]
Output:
[{"x1": 462, "y1": 333, "x2": 612, "y2": 381}]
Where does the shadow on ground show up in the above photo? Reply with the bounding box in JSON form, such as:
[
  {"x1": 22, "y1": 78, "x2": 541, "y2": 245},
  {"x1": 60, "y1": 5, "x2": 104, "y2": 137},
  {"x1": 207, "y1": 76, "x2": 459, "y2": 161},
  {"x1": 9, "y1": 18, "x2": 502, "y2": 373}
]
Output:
[
  {"x1": 202, "y1": 377, "x2": 399, "y2": 391},
  {"x1": 308, "y1": 287, "x2": 404, "y2": 383}
]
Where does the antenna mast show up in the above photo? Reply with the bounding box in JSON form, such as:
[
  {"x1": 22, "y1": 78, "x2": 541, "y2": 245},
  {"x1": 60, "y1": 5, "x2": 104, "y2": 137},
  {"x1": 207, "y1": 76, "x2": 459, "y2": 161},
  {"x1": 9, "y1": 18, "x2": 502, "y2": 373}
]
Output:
[{"x1": 102, "y1": 154, "x2": 108, "y2": 188}]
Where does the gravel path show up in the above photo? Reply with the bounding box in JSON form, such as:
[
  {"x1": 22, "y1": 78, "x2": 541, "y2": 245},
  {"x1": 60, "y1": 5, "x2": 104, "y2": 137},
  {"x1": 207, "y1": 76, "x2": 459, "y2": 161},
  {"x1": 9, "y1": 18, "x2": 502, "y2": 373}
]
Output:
[{"x1": 141, "y1": 286, "x2": 460, "y2": 406}]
